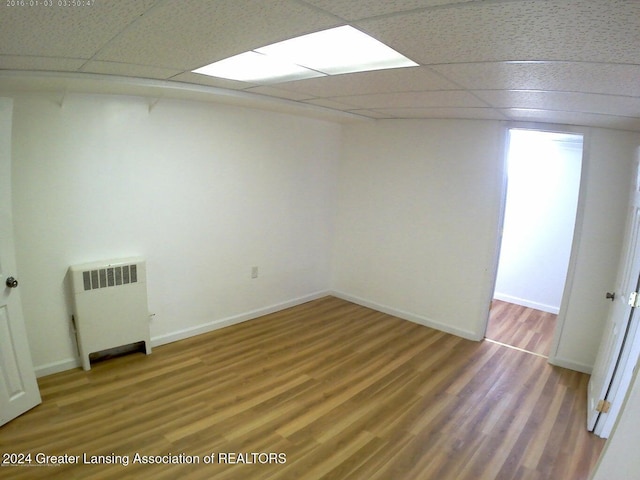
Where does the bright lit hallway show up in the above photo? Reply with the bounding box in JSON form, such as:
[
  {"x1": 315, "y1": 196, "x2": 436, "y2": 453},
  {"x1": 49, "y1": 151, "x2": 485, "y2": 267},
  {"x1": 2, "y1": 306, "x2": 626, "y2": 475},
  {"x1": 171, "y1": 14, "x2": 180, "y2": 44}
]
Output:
[{"x1": 0, "y1": 297, "x2": 605, "y2": 480}]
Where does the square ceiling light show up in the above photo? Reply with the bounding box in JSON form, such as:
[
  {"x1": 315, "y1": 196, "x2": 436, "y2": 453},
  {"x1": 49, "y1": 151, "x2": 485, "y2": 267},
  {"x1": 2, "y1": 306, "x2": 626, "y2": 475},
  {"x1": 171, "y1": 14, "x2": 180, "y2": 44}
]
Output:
[{"x1": 192, "y1": 25, "x2": 418, "y2": 84}]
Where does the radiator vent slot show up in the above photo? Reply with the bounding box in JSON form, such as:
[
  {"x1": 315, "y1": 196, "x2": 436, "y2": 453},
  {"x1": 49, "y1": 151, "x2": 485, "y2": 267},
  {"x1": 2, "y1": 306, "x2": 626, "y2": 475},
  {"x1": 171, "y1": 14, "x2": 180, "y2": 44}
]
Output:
[{"x1": 82, "y1": 264, "x2": 138, "y2": 291}]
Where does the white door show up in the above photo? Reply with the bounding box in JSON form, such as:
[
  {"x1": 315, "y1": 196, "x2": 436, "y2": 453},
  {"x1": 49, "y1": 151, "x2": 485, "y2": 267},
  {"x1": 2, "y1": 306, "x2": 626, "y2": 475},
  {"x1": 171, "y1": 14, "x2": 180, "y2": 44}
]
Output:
[
  {"x1": 587, "y1": 149, "x2": 640, "y2": 437},
  {"x1": 0, "y1": 97, "x2": 41, "y2": 426}
]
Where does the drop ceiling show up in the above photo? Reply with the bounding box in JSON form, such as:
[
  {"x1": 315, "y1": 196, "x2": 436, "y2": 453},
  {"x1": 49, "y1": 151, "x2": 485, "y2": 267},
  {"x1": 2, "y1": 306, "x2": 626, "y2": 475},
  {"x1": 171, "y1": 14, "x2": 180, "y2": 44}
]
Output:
[{"x1": 1, "y1": 0, "x2": 639, "y2": 130}]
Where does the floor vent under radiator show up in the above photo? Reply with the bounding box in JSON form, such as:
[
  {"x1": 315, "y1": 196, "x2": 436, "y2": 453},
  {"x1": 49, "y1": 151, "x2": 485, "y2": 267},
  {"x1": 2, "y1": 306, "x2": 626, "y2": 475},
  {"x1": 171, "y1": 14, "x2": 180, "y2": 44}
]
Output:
[{"x1": 69, "y1": 257, "x2": 152, "y2": 370}]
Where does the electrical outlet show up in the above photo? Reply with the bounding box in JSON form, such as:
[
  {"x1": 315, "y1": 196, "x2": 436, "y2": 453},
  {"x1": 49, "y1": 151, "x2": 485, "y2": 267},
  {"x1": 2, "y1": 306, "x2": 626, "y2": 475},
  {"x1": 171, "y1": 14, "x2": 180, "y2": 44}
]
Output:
[{"x1": 251, "y1": 266, "x2": 259, "y2": 279}]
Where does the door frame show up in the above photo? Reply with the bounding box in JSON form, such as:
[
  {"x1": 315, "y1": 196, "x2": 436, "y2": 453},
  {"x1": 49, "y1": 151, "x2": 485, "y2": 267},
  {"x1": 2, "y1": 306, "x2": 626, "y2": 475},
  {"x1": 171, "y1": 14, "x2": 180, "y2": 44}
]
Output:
[{"x1": 483, "y1": 122, "x2": 589, "y2": 366}]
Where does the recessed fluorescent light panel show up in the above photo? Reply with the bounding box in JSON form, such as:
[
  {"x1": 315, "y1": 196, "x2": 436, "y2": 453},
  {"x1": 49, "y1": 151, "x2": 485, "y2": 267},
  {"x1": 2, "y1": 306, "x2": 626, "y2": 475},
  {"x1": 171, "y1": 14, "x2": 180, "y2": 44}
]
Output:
[{"x1": 192, "y1": 25, "x2": 418, "y2": 83}]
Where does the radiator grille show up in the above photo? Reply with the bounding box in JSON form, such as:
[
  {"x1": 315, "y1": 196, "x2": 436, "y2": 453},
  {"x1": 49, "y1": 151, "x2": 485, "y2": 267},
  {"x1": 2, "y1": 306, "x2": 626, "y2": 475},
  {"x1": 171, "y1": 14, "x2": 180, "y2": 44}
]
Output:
[{"x1": 82, "y1": 264, "x2": 138, "y2": 291}]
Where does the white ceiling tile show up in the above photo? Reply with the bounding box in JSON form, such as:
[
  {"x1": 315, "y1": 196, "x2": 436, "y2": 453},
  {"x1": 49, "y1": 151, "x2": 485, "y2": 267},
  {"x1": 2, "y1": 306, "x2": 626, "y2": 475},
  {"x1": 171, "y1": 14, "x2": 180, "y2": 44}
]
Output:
[
  {"x1": 303, "y1": 98, "x2": 359, "y2": 110},
  {"x1": 81, "y1": 61, "x2": 182, "y2": 80},
  {"x1": 0, "y1": 0, "x2": 639, "y2": 130},
  {"x1": 432, "y1": 62, "x2": 640, "y2": 98},
  {"x1": 375, "y1": 107, "x2": 506, "y2": 120},
  {"x1": 347, "y1": 109, "x2": 395, "y2": 119},
  {"x1": 0, "y1": 1, "x2": 155, "y2": 58},
  {"x1": 476, "y1": 90, "x2": 640, "y2": 118},
  {"x1": 357, "y1": 0, "x2": 640, "y2": 65},
  {"x1": 302, "y1": 0, "x2": 474, "y2": 21},
  {"x1": 274, "y1": 66, "x2": 458, "y2": 98},
  {"x1": 246, "y1": 86, "x2": 313, "y2": 101},
  {"x1": 0, "y1": 55, "x2": 85, "y2": 72},
  {"x1": 333, "y1": 90, "x2": 487, "y2": 109},
  {"x1": 171, "y1": 72, "x2": 254, "y2": 90},
  {"x1": 502, "y1": 109, "x2": 640, "y2": 132},
  {"x1": 95, "y1": 0, "x2": 342, "y2": 70}
]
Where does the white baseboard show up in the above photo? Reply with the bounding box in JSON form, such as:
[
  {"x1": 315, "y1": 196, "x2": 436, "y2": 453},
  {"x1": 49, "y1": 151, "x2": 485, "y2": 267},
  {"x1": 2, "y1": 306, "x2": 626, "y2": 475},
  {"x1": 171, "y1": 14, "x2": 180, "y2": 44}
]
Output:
[
  {"x1": 493, "y1": 292, "x2": 560, "y2": 314},
  {"x1": 548, "y1": 355, "x2": 592, "y2": 374},
  {"x1": 34, "y1": 290, "x2": 330, "y2": 378},
  {"x1": 151, "y1": 290, "x2": 330, "y2": 347},
  {"x1": 35, "y1": 290, "x2": 590, "y2": 378},
  {"x1": 330, "y1": 290, "x2": 480, "y2": 341},
  {"x1": 35, "y1": 357, "x2": 81, "y2": 378}
]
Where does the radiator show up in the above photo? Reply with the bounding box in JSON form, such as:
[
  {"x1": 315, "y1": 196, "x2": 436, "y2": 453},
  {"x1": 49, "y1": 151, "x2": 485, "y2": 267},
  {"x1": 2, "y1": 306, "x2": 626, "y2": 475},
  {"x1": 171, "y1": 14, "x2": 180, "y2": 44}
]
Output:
[{"x1": 69, "y1": 257, "x2": 151, "y2": 370}]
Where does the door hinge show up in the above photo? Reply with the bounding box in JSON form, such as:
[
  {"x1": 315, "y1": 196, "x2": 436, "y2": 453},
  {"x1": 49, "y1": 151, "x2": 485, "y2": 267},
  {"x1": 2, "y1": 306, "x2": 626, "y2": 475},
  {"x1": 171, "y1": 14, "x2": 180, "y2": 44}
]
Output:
[
  {"x1": 596, "y1": 399, "x2": 612, "y2": 413},
  {"x1": 629, "y1": 292, "x2": 640, "y2": 308}
]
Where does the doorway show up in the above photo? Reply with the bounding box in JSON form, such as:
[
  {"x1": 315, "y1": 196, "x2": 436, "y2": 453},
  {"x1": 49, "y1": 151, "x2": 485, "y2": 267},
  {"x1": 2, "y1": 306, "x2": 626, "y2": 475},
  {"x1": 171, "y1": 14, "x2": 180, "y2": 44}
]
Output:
[{"x1": 486, "y1": 129, "x2": 584, "y2": 356}]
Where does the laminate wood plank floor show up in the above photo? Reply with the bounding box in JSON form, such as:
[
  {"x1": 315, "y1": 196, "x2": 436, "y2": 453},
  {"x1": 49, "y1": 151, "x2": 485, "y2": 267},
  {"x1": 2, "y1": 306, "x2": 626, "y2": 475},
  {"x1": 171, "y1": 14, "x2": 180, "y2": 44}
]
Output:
[
  {"x1": 486, "y1": 300, "x2": 557, "y2": 357},
  {"x1": 0, "y1": 296, "x2": 604, "y2": 480}
]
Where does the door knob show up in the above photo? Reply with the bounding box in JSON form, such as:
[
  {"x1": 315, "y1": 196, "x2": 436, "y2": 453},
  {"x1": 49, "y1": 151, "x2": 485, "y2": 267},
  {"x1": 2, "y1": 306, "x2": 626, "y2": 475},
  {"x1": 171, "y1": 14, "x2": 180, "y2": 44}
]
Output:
[
  {"x1": 5, "y1": 277, "x2": 18, "y2": 288},
  {"x1": 606, "y1": 292, "x2": 615, "y2": 301}
]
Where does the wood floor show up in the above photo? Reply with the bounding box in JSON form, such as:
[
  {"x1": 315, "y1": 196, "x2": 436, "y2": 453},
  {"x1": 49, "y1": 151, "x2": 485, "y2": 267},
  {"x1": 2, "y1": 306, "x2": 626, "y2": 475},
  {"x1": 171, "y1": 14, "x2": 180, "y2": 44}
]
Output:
[
  {"x1": 486, "y1": 300, "x2": 557, "y2": 357},
  {"x1": 0, "y1": 296, "x2": 604, "y2": 480}
]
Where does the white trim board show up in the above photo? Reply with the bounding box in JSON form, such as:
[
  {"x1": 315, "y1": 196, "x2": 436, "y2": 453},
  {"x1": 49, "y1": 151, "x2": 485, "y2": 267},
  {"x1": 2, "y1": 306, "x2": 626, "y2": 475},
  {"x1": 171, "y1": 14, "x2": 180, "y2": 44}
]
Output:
[
  {"x1": 330, "y1": 290, "x2": 479, "y2": 341},
  {"x1": 548, "y1": 355, "x2": 592, "y2": 375},
  {"x1": 35, "y1": 290, "x2": 585, "y2": 378},
  {"x1": 151, "y1": 290, "x2": 329, "y2": 348},
  {"x1": 34, "y1": 357, "x2": 81, "y2": 378},
  {"x1": 493, "y1": 292, "x2": 560, "y2": 314},
  {"x1": 34, "y1": 290, "x2": 330, "y2": 378}
]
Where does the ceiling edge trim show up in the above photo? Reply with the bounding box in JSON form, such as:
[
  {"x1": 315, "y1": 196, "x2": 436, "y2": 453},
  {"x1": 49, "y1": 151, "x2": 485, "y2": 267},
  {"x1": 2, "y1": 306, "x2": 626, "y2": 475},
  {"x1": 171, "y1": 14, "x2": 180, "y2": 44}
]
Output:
[{"x1": 0, "y1": 70, "x2": 370, "y2": 123}]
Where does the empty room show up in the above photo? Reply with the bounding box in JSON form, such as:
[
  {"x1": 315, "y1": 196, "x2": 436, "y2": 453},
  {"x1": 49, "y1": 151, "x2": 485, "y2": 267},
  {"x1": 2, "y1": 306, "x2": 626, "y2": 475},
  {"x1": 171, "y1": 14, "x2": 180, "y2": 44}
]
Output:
[{"x1": 1, "y1": 1, "x2": 640, "y2": 479}]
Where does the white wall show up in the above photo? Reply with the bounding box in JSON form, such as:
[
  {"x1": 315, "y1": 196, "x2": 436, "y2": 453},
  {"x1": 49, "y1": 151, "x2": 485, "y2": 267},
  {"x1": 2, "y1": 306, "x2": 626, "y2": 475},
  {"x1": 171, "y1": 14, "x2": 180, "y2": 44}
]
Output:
[
  {"x1": 494, "y1": 130, "x2": 582, "y2": 314},
  {"x1": 331, "y1": 119, "x2": 636, "y2": 371},
  {"x1": 11, "y1": 93, "x2": 341, "y2": 374},
  {"x1": 9, "y1": 94, "x2": 638, "y2": 375},
  {"x1": 331, "y1": 119, "x2": 505, "y2": 339}
]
